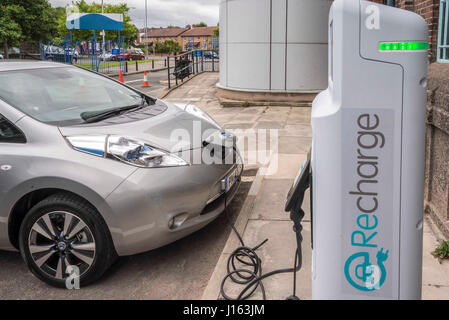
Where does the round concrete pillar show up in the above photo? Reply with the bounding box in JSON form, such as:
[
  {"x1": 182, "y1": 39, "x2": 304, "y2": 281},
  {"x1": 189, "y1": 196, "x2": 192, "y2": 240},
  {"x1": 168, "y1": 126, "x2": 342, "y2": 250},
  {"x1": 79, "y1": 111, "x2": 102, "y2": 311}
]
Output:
[{"x1": 218, "y1": 0, "x2": 332, "y2": 101}]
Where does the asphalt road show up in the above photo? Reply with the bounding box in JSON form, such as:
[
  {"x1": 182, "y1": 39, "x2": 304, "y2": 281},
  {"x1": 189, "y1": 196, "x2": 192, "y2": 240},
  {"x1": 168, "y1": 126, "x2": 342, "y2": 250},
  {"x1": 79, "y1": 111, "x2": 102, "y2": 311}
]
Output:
[
  {"x1": 123, "y1": 70, "x2": 168, "y2": 98},
  {"x1": 0, "y1": 169, "x2": 255, "y2": 300}
]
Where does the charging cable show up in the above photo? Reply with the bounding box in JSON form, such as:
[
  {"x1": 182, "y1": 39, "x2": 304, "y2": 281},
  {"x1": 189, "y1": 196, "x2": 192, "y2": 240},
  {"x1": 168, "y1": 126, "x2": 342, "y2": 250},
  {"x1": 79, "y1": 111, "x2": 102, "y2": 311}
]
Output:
[{"x1": 220, "y1": 192, "x2": 307, "y2": 300}]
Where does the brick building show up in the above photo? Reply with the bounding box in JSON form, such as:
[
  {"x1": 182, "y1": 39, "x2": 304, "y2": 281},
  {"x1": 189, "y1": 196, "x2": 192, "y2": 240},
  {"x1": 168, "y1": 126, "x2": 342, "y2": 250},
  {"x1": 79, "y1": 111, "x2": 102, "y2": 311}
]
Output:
[
  {"x1": 180, "y1": 27, "x2": 218, "y2": 51},
  {"x1": 138, "y1": 27, "x2": 189, "y2": 46},
  {"x1": 137, "y1": 26, "x2": 219, "y2": 52}
]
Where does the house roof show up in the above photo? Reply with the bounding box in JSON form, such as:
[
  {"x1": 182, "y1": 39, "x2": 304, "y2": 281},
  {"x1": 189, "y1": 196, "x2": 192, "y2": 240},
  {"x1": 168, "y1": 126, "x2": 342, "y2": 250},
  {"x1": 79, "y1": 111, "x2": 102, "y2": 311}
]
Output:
[
  {"x1": 143, "y1": 27, "x2": 189, "y2": 38},
  {"x1": 181, "y1": 27, "x2": 216, "y2": 37}
]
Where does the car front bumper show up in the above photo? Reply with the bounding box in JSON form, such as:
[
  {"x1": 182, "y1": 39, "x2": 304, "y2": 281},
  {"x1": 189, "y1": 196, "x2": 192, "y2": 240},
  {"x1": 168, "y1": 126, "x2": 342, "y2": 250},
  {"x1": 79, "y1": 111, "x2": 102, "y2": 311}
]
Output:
[{"x1": 105, "y1": 160, "x2": 243, "y2": 256}]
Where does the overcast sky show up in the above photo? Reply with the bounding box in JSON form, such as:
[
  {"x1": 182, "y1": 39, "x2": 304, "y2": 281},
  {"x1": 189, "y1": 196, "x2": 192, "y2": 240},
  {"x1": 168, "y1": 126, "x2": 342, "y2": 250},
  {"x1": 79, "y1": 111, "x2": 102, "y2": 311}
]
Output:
[{"x1": 49, "y1": 0, "x2": 220, "y2": 28}]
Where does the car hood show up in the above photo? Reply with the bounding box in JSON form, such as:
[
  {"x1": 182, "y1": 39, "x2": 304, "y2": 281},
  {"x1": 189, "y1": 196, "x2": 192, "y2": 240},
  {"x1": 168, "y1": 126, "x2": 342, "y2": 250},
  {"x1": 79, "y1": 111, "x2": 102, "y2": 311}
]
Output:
[{"x1": 58, "y1": 100, "x2": 222, "y2": 153}]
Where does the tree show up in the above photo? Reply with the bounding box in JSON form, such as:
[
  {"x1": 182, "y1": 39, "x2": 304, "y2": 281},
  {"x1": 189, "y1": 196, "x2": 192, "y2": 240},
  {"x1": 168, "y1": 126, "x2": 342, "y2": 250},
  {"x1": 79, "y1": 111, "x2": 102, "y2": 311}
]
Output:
[
  {"x1": 213, "y1": 27, "x2": 219, "y2": 38},
  {"x1": 0, "y1": 0, "x2": 57, "y2": 57},
  {"x1": 55, "y1": 1, "x2": 138, "y2": 47},
  {"x1": 0, "y1": 5, "x2": 22, "y2": 58},
  {"x1": 192, "y1": 22, "x2": 208, "y2": 27},
  {"x1": 153, "y1": 40, "x2": 181, "y2": 54}
]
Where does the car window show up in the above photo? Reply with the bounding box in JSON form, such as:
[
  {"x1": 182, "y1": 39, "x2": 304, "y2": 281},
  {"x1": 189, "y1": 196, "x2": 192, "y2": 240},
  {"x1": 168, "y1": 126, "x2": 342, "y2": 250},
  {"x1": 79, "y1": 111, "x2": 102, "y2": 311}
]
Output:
[
  {"x1": 0, "y1": 67, "x2": 146, "y2": 126},
  {"x1": 0, "y1": 115, "x2": 26, "y2": 143}
]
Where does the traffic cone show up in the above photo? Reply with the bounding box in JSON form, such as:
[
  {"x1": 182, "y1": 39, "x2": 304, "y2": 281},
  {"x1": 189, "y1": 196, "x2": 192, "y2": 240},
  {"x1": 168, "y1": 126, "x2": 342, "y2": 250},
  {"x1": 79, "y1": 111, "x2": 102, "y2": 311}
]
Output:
[
  {"x1": 119, "y1": 69, "x2": 124, "y2": 83},
  {"x1": 142, "y1": 72, "x2": 149, "y2": 87}
]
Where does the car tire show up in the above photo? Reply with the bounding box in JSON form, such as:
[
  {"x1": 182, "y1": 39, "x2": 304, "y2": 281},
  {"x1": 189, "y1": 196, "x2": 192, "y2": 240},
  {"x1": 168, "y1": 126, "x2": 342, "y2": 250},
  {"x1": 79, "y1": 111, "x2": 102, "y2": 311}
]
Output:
[{"x1": 19, "y1": 193, "x2": 116, "y2": 288}]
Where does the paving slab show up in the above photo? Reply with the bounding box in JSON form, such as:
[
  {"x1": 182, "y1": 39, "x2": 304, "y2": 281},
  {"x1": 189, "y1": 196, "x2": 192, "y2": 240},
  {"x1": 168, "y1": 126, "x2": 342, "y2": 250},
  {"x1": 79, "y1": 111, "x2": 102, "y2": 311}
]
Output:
[
  {"x1": 278, "y1": 137, "x2": 312, "y2": 154},
  {"x1": 251, "y1": 179, "x2": 311, "y2": 222},
  {"x1": 264, "y1": 154, "x2": 308, "y2": 180},
  {"x1": 279, "y1": 124, "x2": 313, "y2": 137},
  {"x1": 254, "y1": 121, "x2": 285, "y2": 130}
]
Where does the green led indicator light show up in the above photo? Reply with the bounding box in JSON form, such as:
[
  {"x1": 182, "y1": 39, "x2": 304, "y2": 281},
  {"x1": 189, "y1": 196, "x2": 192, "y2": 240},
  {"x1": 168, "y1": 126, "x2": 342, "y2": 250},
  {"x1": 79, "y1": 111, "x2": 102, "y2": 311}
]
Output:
[{"x1": 379, "y1": 42, "x2": 429, "y2": 52}]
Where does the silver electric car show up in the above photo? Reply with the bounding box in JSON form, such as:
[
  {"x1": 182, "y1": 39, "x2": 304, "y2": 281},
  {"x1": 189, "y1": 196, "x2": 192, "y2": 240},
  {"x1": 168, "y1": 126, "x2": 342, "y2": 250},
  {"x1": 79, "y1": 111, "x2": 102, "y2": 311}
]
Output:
[{"x1": 0, "y1": 62, "x2": 242, "y2": 287}]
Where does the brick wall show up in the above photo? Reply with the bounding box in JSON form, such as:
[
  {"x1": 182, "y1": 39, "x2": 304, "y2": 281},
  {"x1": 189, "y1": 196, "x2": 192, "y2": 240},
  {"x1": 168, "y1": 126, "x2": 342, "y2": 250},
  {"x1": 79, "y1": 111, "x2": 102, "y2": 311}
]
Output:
[{"x1": 369, "y1": 0, "x2": 440, "y2": 62}]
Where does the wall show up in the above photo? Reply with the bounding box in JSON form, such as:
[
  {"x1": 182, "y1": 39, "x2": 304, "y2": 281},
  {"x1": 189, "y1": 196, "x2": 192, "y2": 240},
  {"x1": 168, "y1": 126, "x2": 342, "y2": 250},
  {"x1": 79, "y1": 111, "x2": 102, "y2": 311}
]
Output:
[
  {"x1": 425, "y1": 63, "x2": 449, "y2": 238},
  {"x1": 219, "y1": 0, "x2": 332, "y2": 93}
]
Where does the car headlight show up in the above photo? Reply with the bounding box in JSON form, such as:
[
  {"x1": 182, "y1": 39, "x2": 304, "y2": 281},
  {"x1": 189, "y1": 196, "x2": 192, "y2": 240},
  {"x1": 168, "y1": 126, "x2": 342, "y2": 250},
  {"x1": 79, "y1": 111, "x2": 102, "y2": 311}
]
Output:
[{"x1": 66, "y1": 135, "x2": 189, "y2": 168}]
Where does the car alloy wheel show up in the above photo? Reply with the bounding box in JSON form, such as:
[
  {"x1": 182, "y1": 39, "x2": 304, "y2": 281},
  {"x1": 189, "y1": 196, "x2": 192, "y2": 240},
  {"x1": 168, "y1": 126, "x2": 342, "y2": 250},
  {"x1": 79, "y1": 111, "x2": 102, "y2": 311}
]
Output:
[{"x1": 27, "y1": 211, "x2": 96, "y2": 280}]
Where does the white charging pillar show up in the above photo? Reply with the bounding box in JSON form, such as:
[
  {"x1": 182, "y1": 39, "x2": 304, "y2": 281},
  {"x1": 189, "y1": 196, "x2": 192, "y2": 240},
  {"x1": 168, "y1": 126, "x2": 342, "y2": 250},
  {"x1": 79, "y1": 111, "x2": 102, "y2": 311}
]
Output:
[{"x1": 311, "y1": 0, "x2": 428, "y2": 299}]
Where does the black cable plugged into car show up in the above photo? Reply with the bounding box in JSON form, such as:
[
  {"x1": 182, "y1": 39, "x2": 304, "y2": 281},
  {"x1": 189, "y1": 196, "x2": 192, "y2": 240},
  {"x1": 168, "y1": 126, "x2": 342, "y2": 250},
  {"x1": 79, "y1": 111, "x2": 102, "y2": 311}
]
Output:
[{"x1": 220, "y1": 153, "x2": 311, "y2": 300}]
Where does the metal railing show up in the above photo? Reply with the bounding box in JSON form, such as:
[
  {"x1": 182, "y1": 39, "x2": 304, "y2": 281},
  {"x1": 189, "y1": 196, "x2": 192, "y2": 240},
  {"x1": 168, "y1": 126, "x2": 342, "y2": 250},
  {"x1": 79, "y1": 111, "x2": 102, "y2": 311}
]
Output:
[{"x1": 167, "y1": 50, "x2": 220, "y2": 89}]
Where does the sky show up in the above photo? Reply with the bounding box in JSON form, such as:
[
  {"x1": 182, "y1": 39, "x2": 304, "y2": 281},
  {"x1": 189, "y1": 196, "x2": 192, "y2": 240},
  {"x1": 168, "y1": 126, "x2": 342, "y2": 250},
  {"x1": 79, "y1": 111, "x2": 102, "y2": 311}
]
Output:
[{"x1": 49, "y1": 0, "x2": 221, "y2": 29}]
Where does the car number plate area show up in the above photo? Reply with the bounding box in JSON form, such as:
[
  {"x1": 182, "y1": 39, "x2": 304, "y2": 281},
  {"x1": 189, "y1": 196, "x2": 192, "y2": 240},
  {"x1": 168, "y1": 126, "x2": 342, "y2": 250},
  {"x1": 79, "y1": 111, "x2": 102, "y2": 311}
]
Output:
[{"x1": 225, "y1": 169, "x2": 238, "y2": 193}]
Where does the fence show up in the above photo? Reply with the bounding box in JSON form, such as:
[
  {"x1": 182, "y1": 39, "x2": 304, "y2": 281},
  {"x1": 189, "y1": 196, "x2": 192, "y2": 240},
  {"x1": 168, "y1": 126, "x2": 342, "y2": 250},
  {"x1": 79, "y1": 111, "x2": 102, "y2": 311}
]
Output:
[
  {"x1": 1, "y1": 48, "x2": 220, "y2": 92},
  {"x1": 166, "y1": 50, "x2": 220, "y2": 89}
]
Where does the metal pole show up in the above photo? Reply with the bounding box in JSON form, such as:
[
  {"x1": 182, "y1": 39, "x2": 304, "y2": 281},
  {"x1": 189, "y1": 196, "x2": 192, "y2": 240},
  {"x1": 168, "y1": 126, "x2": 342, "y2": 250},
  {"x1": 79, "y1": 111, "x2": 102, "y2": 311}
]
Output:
[
  {"x1": 102, "y1": 0, "x2": 105, "y2": 57},
  {"x1": 167, "y1": 55, "x2": 171, "y2": 89},
  {"x1": 175, "y1": 55, "x2": 178, "y2": 86},
  {"x1": 145, "y1": 0, "x2": 149, "y2": 59},
  {"x1": 196, "y1": 53, "x2": 199, "y2": 73}
]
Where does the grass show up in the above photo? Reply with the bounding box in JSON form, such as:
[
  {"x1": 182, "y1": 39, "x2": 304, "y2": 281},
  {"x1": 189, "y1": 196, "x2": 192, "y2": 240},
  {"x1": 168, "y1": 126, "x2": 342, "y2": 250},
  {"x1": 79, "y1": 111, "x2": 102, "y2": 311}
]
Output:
[
  {"x1": 79, "y1": 59, "x2": 157, "y2": 71},
  {"x1": 432, "y1": 241, "x2": 449, "y2": 263}
]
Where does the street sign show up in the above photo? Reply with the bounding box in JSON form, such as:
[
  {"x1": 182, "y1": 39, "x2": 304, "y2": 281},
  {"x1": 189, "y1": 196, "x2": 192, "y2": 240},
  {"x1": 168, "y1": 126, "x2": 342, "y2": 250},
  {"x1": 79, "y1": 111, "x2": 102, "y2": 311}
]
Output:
[{"x1": 311, "y1": 0, "x2": 428, "y2": 300}]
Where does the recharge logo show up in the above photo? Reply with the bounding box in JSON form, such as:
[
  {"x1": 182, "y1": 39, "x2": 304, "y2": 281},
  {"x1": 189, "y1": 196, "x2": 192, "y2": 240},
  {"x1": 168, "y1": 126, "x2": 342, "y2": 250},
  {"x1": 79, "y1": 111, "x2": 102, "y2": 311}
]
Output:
[{"x1": 344, "y1": 249, "x2": 389, "y2": 291}]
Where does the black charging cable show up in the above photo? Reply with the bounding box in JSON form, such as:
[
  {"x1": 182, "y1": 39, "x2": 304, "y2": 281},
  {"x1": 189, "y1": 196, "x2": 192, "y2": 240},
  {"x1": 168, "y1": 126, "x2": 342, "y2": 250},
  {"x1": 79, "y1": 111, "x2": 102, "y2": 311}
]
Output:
[{"x1": 220, "y1": 180, "x2": 308, "y2": 300}]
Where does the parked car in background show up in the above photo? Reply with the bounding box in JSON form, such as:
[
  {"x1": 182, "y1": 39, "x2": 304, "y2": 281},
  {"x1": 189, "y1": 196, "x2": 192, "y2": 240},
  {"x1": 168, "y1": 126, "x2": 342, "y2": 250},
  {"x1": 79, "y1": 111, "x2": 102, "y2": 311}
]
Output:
[
  {"x1": 204, "y1": 51, "x2": 219, "y2": 59},
  {"x1": 0, "y1": 54, "x2": 3, "y2": 60},
  {"x1": 100, "y1": 51, "x2": 114, "y2": 61},
  {"x1": 112, "y1": 49, "x2": 145, "y2": 61},
  {"x1": 128, "y1": 49, "x2": 145, "y2": 61},
  {"x1": 43, "y1": 46, "x2": 78, "y2": 63},
  {"x1": 0, "y1": 61, "x2": 242, "y2": 288}
]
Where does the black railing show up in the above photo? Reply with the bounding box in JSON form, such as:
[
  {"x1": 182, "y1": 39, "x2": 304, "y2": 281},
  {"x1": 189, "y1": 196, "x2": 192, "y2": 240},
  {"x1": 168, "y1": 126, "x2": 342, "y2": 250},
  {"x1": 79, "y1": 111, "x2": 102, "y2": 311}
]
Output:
[{"x1": 167, "y1": 50, "x2": 219, "y2": 89}]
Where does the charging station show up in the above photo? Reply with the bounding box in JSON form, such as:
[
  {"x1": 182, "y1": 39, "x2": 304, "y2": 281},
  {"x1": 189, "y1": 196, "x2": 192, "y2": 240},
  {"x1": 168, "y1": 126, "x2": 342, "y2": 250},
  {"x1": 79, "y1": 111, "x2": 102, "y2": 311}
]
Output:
[{"x1": 310, "y1": 0, "x2": 429, "y2": 299}]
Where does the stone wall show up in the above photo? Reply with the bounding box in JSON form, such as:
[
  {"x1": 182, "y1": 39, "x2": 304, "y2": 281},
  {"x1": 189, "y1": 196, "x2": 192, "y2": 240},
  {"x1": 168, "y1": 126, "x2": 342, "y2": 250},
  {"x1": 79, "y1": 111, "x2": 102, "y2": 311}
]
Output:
[{"x1": 425, "y1": 63, "x2": 449, "y2": 239}]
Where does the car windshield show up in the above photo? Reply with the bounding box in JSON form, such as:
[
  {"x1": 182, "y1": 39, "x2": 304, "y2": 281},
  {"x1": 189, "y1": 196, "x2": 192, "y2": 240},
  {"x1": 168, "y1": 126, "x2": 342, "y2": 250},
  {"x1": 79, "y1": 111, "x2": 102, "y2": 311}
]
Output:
[{"x1": 0, "y1": 66, "x2": 148, "y2": 125}]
